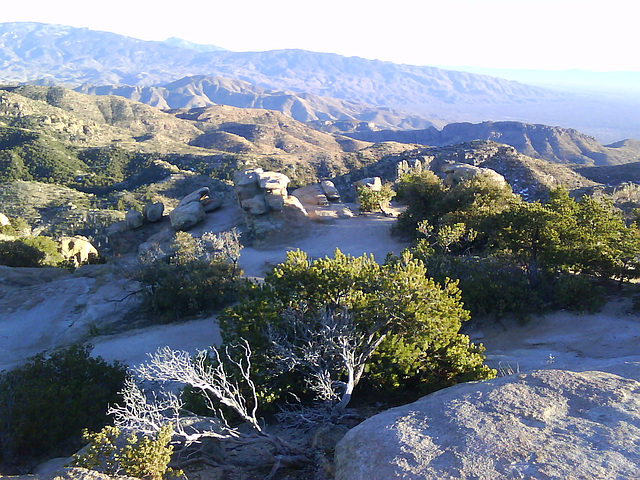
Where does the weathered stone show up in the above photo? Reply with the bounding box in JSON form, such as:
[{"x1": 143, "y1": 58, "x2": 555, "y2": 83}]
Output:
[
  {"x1": 442, "y1": 162, "x2": 507, "y2": 187},
  {"x1": 58, "y1": 236, "x2": 99, "y2": 265},
  {"x1": 354, "y1": 177, "x2": 382, "y2": 191},
  {"x1": 124, "y1": 209, "x2": 144, "y2": 229},
  {"x1": 143, "y1": 202, "x2": 164, "y2": 222},
  {"x1": 320, "y1": 180, "x2": 341, "y2": 201},
  {"x1": 0, "y1": 212, "x2": 9, "y2": 226},
  {"x1": 202, "y1": 196, "x2": 223, "y2": 212},
  {"x1": 283, "y1": 194, "x2": 308, "y2": 216},
  {"x1": 233, "y1": 168, "x2": 263, "y2": 187},
  {"x1": 257, "y1": 171, "x2": 290, "y2": 192},
  {"x1": 291, "y1": 184, "x2": 329, "y2": 206},
  {"x1": 241, "y1": 194, "x2": 268, "y2": 215},
  {"x1": 265, "y1": 193, "x2": 285, "y2": 211},
  {"x1": 335, "y1": 366, "x2": 640, "y2": 480},
  {"x1": 169, "y1": 201, "x2": 206, "y2": 230},
  {"x1": 177, "y1": 186, "x2": 210, "y2": 207}
]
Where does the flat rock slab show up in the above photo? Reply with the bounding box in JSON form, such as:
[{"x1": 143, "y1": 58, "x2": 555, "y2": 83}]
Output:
[{"x1": 335, "y1": 365, "x2": 640, "y2": 480}]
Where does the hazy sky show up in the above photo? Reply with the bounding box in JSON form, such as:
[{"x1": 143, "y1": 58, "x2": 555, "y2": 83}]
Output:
[{"x1": 3, "y1": 0, "x2": 636, "y2": 71}]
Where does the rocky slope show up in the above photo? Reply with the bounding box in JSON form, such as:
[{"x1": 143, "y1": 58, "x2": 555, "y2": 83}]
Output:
[{"x1": 344, "y1": 121, "x2": 640, "y2": 166}]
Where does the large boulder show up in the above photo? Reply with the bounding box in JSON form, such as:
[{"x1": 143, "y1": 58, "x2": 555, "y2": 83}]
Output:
[
  {"x1": 320, "y1": 180, "x2": 341, "y2": 201},
  {"x1": 0, "y1": 212, "x2": 9, "y2": 226},
  {"x1": 442, "y1": 162, "x2": 507, "y2": 187},
  {"x1": 177, "y1": 186, "x2": 210, "y2": 207},
  {"x1": 257, "y1": 171, "x2": 290, "y2": 195},
  {"x1": 58, "y1": 236, "x2": 99, "y2": 265},
  {"x1": 335, "y1": 365, "x2": 640, "y2": 480},
  {"x1": 124, "y1": 210, "x2": 144, "y2": 229},
  {"x1": 143, "y1": 202, "x2": 164, "y2": 222},
  {"x1": 291, "y1": 184, "x2": 329, "y2": 206},
  {"x1": 169, "y1": 201, "x2": 206, "y2": 230}
]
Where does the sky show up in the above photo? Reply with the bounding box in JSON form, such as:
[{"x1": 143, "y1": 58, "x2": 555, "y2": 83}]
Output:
[{"x1": 2, "y1": 0, "x2": 638, "y2": 72}]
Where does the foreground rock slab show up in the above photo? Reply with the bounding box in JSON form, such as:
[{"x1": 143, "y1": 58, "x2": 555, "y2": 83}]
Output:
[{"x1": 335, "y1": 365, "x2": 640, "y2": 480}]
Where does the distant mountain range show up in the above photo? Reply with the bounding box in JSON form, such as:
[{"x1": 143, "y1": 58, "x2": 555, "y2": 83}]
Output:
[
  {"x1": 342, "y1": 121, "x2": 640, "y2": 166},
  {"x1": 75, "y1": 75, "x2": 438, "y2": 131},
  {"x1": 1, "y1": 22, "x2": 638, "y2": 143}
]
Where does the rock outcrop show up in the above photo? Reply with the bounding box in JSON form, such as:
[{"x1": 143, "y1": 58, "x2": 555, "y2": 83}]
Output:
[
  {"x1": 169, "y1": 186, "x2": 221, "y2": 230},
  {"x1": 441, "y1": 162, "x2": 507, "y2": 187},
  {"x1": 58, "y1": 236, "x2": 99, "y2": 265},
  {"x1": 234, "y1": 168, "x2": 310, "y2": 245},
  {"x1": 335, "y1": 365, "x2": 640, "y2": 480}
]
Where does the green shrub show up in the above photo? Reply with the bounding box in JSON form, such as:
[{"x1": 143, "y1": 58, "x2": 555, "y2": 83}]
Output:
[
  {"x1": 356, "y1": 183, "x2": 396, "y2": 213},
  {"x1": 551, "y1": 274, "x2": 606, "y2": 313},
  {"x1": 0, "y1": 236, "x2": 63, "y2": 267},
  {"x1": 0, "y1": 345, "x2": 127, "y2": 471},
  {"x1": 219, "y1": 249, "x2": 495, "y2": 407},
  {"x1": 0, "y1": 239, "x2": 45, "y2": 267},
  {"x1": 137, "y1": 231, "x2": 244, "y2": 321},
  {"x1": 72, "y1": 425, "x2": 180, "y2": 480}
]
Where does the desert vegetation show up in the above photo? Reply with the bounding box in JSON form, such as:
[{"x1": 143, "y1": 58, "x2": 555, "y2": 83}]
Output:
[{"x1": 394, "y1": 170, "x2": 640, "y2": 319}]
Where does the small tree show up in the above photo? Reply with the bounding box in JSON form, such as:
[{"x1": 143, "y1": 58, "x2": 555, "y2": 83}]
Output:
[
  {"x1": 108, "y1": 343, "x2": 307, "y2": 477},
  {"x1": 356, "y1": 183, "x2": 396, "y2": 213},
  {"x1": 220, "y1": 249, "x2": 495, "y2": 409}
]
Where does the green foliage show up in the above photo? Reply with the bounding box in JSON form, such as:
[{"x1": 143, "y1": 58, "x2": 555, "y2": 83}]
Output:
[
  {"x1": 492, "y1": 188, "x2": 640, "y2": 281},
  {"x1": 0, "y1": 216, "x2": 30, "y2": 237},
  {"x1": 219, "y1": 248, "x2": 495, "y2": 406},
  {"x1": 394, "y1": 171, "x2": 515, "y2": 249},
  {"x1": 0, "y1": 235, "x2": 63, "y2": 267},
  {"x1": 0, "y1": 126, "x2": 84, "y2": 184},
  {"x1": 356, "y1": 183, "x2": 396, "y2": 213},
  {"x1": 0, "y1": 239, "x2": 45, "y2": 267},
  {"x1": 137, "y1": 231, "x2": 244, "y2": 321},
  {"x1": 72, "y1": 425, "x2": 180, "y2": 480},
  {"x1": 0, "y1": 345, "x2": 127, "y2": 470}
]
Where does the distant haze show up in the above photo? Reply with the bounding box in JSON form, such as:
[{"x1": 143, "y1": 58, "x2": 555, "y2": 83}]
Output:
[{"x1": 2, "y1": 0, "x2": 638, "y2": 73}]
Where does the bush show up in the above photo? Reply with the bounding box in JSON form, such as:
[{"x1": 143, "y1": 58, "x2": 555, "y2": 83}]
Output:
[
  {"x1": 72, "y1": 425, "x2": 180, "y2": 480},
  {"x1": 219, "y1": 249, "x2": 495, "y2": 407},
  {"x1": 0, "y1": 239, "x2": 45, "y2": 267},
  {"x1": 356, "y1": 183, "x2": 396, "y2": 213},
  {"x1": 0, "y1": 345, "x2": 127, "y2": 472},
  {"x1": 137, "y1": 231, "x2": 244, "y2": 321},
  {"x1": 0, "y1": 236, "x2": 63, "y2": 267}
]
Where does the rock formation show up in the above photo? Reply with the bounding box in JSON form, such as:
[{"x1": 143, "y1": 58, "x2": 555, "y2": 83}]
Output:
[
  {"x1": 234, "y1": 168, "x2": 310, "y2": 245},
  {"x1": 124, "y1": 210, "x2": 144, "y2": 229},
  {"x1": 291, "y1": 180, "x2": 352, "y2": 222},
  {"x1": 142, "y1": 202, "x2": 164, "y2": 222},
  {"x1": 335, "y1": 364, "x2": 640, "y2": 480},
  {"x1": 169, "y1": 186, "x2": 221, "y2": 230},
  {"x1": 58, "y1": 236, "x2": 99, "y2": 265},
  {"x1": 441, "y1": 162, "x2": 507, "y2": 187}
]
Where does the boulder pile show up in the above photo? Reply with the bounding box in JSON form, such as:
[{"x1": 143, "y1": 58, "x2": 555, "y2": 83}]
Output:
[{"x1": 234, "y1": 169, "x2": 310, "y2": 245}]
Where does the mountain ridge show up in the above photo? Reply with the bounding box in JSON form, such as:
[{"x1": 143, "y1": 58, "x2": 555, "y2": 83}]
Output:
[{"x1": 6, "y1": 22, "x2": 639, "y2": 143}]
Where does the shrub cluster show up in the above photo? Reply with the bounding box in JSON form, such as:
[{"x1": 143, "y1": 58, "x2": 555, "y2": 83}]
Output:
[
  {"x1": 137, "y1": 230, "x2": 245, "y2": 322},
  {"x1": 0, "y1": 345, "x2": 127, "y2": 472},
  {"x1": 394, "y1": 172, "x2": 639, "y2": 318}
]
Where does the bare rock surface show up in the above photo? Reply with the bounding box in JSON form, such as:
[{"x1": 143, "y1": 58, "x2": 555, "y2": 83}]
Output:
[
  {"x1": 0, "y1": 264, "x2": 141, "y2": 371},
  {"x1": 335, "y1": 363, "x2": 640, "y2": 480}
]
